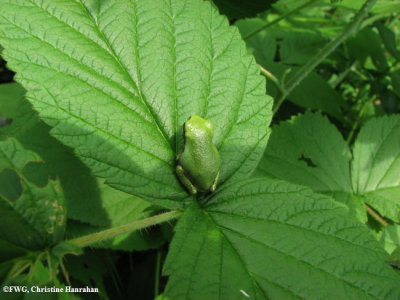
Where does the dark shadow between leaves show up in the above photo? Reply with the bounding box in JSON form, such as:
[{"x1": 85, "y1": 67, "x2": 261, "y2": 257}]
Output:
[
  {"x1": 0, "y1": 168, "x2": 23, "y2": 202},
  {"x1": 12, "y1": 121, "x2": 111, "y2": 228}
]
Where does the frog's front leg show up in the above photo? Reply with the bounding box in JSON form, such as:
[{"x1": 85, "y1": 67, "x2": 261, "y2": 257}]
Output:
[
  {"x1": 176, "y1": 165, "x2": 198, "y2": 195},
  {"x1": 209, "y1": 170, "x2": 220, "y2": 193}
]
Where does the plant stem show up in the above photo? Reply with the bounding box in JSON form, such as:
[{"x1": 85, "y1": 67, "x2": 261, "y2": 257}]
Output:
[
  {"x1": 273, "y1": 0, "x2": 378, "y2": 114},
  {"x1": 259, "y1": 64, "x2": 284, "y2": 98},
  {"x1": 365, "y1": 203, "x2": 388, "y2": 226},
  {"x1": 243, "y1": 0, "x2": 319, "y2": 40},
  {"x1": 154, "y1": 250, "x2": 162, "y2": 297},
  {"x1": 332, "y1": 60, "x2": 358, "y2": 89},
  {"x1": 67, "y1": 210, "x2": 181, "y2": 248},
  {"x1": 346, "y1": 95, "x2": 374, "y2": 145}
]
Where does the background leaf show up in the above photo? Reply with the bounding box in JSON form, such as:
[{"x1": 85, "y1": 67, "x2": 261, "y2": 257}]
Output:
[
  {"x1": 256, "y1": 113, "x2": 352, "y2": 192},
  {"x1": 377, "y1": 224, "x2": 400, "y2": 255},
  {"x1": 258, "y1": 113, "x2": 400, "y2": 224},
  {"x1": 352, "y1": 115, "x2": 400, "y2": 222},
  {"x1": 0, "y1": 0, "x2": 272, "y2": 209},
  {"x1": 347, "y1": 27, "x2": 388, "y2": 72},
  {"x1": 235, "y1": 19, "x2": 345, "y2": 120},
  {"x1": 0, "y1": 82, "x2": 164, "y2": 251},
  {"x1": 0, "y1": 138, "x2": 65, "y2": 251},
  {"x1": 66, "y1": 180, "x2": 166, "y2": 251},
  {"x1": 164, "y1": 178, "x2": 400, "y2": 300}
]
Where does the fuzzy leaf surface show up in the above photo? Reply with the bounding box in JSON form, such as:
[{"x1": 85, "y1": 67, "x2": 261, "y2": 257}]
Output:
[
  {"x1": 163, "y1": 178, "x2": 400, "y2": 300},
  {"x1": 0, "y1": 0, "x2": 272, "y2": 209}
]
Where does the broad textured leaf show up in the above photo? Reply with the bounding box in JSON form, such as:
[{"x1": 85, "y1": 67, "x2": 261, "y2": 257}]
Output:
[
  {"x1": 0, "y1": 83, "x2": 112, "y2": 226},
  {"x1": 0, "y1": 0, "x2": 272, "y2": 209},
  {"x1": 326, "y1": 192, "x2": 367, "y2": 223},
  {"x1": 257, "y1": 113, "x2": 352, "y2": 193},
  {"x1": 0, "y1": 84, "x2": 161, "y2": 250},
  {"x1": 0, "y1": 138, "x2": 65, "y2": 250},
  {"x1": 235, "y1": 19, "x2": 277, "y2": 64},
  {"x1": 163, "y1": 178, "x2": 400, "y2": 300},
  {"x1": 352, "y1": 115, "x2": 400, "y2": 222},
  {"x1": 0, "y1": 83, "x2": 32, "y2": 134},
  {"x1": 255, "y1": 113, "x2": 366, "y2": 220},
  {"x1": 259, "y1": 113, "x2": 400, "y2": 224}
]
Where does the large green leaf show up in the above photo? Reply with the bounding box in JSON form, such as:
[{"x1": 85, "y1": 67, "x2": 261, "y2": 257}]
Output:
[
  {"x1": 352, "y1": 115, "x2": 400, "y2": 222},
  {"x1": 0, "y1": 138, "x2": 65, "y2": 251},
  {"x1": 0, "y1": 83, "x2": 163, "y2": 251},
  {"x1": 0, "y1": 0, "x2": 272, "y2": 209},
  {"x1": 163, "y1": 178, "x2": 400, "y2": 299},
  {"x1": 257, "y1": 112, "x2": 352, "y2": 193},
  {"x1": 258, "y1": 113, "x2": 400, "y2": 223},
  {"x1": 0, "y1": 83, "x2": 112, "y2": 226}
]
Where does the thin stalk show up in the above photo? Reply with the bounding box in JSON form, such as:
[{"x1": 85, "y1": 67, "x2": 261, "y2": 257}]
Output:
[
  {"x1": 332, "y1": 60, "x2": 358, "y2": 89},
  {"x1": 243, "y1": 0, "x2": 319, "y2": 40},
  {"x1": 346, "y1": 96, "x2": 373, "y2": 145},
  {"x1": 259, "y1": 64, "x2": 284, "y2": 98},
  {"x1": 154, "y1": 250, "x2": 162, "y2": 297},
  {"x1": 365, "y1": 203, "x2": 388, "y2": 226},
  {"x1": 67, "y1": 210, "x2": 181, "y2": 248},
  {"x1": 273, "y1": 0, "x2": 378, "y2": 114}
]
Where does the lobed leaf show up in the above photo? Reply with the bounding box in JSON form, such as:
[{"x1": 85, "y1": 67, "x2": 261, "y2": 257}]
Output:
[
  {"x1": 164, "y1": 178, "x2": 400, "y2": 300},
  {"x1": 352, "y1": 115, "x2": 400, "y2": 222},
  {"x1": 0, "y1": 83, "x2": 115, "y2": 226},
  {"x1": 0, "y1": 138, "x2": 65, "y2": 251},
  {"x1": 0, "y1": 0, "x2": 272, "y2": 209},
  {"x1": 257, "y1": 112, "x2": 352, "y2": 193},
  {"x1": 259, "y1": 113, "x2": 400, "y2": 223}
]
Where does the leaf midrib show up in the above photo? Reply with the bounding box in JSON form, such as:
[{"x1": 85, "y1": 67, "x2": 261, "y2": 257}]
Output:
[
  {"x1": 207, "y1": 209, "x2": 379, "y2": 254},
  {"x1": 215, "y1": 222, "x2": 381, "y2": 300},
  {"x1": 27, "y1": 0, "x2": 172, "y2": 148}
]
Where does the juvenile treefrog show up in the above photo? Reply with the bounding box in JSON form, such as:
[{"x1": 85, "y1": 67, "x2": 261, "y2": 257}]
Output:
[{"x1": 176, "y1": 115, "x2": 220, "y2": 195}]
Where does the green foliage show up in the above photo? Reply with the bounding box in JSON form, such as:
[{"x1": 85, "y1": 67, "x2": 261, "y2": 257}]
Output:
[
  {"x1": 0, "y1": 0, "x2": 399, "y2": 299},
  {"x1": 164, "y1": 179, "x2": 400, "y2": 299},
  {"x1": 352, "y1": 115, "x2": 400, "y2": 222},
  {"x1": 0, "y1": 138, "x2": 65, "y2": 250},
  {"x1": 257, "y1": 113, "x2": 400, "y2": 224}
]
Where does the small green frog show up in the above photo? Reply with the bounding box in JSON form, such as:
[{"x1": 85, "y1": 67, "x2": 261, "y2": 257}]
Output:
[{"x1": 176, "y1": 115, "x2": 220, "y2": 195}]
